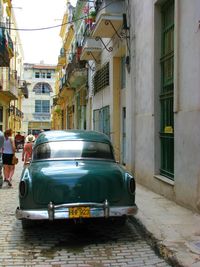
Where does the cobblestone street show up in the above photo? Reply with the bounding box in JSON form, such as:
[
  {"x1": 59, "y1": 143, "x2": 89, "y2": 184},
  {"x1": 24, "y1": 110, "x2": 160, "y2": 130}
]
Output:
[{"x1": 0, "y1": 152, "x2": 172, "y2": 267}]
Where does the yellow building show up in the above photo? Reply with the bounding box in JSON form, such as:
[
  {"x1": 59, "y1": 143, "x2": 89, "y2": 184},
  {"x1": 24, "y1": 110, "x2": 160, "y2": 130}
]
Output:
[
  {"x1": 0, "y1": 0, "x2": 27, "y2": 134},
  {"x1": 52, "y1": 1, "x2": 75, "y2": 130}
]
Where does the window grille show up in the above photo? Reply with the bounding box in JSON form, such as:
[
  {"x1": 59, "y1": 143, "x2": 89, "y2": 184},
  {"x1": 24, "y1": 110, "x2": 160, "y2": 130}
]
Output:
[{"x1": 93, "y1": 63, "x2": 109, "y2": 94}]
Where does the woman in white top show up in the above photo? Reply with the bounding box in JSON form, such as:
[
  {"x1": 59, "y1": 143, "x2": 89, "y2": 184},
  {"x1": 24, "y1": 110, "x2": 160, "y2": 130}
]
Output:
[{"x1": 2, "y1": 129, "x2": 15, "y2": 187}]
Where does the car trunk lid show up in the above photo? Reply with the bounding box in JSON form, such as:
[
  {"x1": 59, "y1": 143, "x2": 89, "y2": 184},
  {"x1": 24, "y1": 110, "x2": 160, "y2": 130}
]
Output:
[{"x1": 31, "y1": 160, "x2": 124, "y2": 205}]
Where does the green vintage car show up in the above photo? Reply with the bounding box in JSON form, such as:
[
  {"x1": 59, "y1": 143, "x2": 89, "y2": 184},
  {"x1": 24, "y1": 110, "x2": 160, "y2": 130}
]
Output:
[{"x1": 16, "y1": 130, "x2": 138, "y2": 228}]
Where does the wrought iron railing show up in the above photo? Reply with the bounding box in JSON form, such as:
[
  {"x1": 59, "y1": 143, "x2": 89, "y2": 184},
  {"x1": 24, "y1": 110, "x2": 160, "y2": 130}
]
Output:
[
  {"x1": 32, "y1": 113, "x2": 51, "y2": 121},
  {"x1": 9, "y1": 105, "x2": 24, "y2": 118}
]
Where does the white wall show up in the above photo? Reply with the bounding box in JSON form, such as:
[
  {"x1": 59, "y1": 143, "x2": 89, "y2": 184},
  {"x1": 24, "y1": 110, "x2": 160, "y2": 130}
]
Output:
[
  {"x1": 174, "y1": 0, "x2": 200, "y2": 210},
  {"x1": 129, "y1": 0, "x2": 200, "y2": 212}
]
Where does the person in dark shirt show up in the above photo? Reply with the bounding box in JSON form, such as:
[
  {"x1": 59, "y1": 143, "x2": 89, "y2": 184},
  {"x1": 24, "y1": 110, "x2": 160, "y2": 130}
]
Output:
[{"x1": 15, "y1": 132, "x2": 24, "y2": 152}]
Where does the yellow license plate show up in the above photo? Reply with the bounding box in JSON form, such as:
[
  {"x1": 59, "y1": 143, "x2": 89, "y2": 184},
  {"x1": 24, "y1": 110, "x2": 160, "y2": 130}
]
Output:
[{"x1": 69, "y1": 207, "x2": 90, "y2": 218}]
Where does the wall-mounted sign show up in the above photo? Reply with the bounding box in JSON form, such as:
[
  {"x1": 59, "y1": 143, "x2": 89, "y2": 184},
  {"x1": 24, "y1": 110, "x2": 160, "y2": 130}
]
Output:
[{"x1": 164, "y1": 126, "x2": 173, "y2": 133}]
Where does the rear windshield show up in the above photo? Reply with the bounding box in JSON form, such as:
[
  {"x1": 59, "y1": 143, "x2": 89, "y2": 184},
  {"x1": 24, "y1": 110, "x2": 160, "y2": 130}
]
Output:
[{"x1": 33, "y1": 140, "x2": 114, "y2": 160}]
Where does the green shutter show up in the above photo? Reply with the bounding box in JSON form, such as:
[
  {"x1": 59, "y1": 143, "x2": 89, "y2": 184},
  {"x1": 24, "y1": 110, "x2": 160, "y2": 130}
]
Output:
[
  {"x1": 160, "y1": 0, "x2": 174, "y2": 180},
  {"x1": 93, "y1": 106, "x2": 110, "y2": 138}
]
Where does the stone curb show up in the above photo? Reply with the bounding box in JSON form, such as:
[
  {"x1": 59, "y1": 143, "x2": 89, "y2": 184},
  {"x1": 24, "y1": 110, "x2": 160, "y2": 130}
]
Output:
[{"x1": 129, "y1": 216, "x2": 184, "y2": 267}]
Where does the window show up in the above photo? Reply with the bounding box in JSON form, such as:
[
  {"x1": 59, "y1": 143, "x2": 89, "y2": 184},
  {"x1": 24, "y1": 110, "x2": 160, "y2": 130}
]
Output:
[
  {"x1": 35, "y1": 72, "x2": 40, "y2": 78},
  {"x1": 47, "y1": 72, "x2": 51, "y2": 79},
  {"x1": 93, "y1": 106, "x2": 110, "y2": 137},
  {"x1": 42, "y1": 72, "x2": 46, "y2": 78},
  {"x1": 33, "y1": 83, "x2": 52, "y2": 94},
  {"x1": 35, "y1": 100, "x2": 50, "y2": 113},
  {"x1": 33, "y1": 141, "x2": 114, "y2": 160},
  {"x1": 93, "y1": 109, "x2": 99, "y2": 131},
  {"x1": 160, "y1": 0, "x2": 174, "y2": 180}
]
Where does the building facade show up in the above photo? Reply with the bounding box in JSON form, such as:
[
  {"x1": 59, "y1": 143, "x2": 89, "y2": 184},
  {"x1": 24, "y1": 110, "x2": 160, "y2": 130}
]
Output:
[
  {"x1": 53, "y1": 0, "x2": 200, "y2": 213},
  {"x1": 0, "y1": 0, "x2": 27, "y2": 133},
  {"x1": 54, "y1": 0, "x2": 75, "y2": 131},
  {"x1": 22, "y1": 63, "x2": 56, "y2": 136}
]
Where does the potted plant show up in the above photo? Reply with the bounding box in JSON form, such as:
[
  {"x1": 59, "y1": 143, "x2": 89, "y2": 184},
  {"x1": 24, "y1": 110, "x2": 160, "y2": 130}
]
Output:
[{"x1": 85, "y1": 11, "x2": 96, "y2": 24}]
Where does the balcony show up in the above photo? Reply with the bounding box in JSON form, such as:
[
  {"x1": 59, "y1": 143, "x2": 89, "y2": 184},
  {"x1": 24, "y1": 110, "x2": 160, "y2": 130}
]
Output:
[
  {"x1": 63, "y1": 53, "x2": 87, "y2": 89},
  {"x1": 80, "y1": 37, "x2": 102, "y2": 61},
  {"x1": 9, "y1": 105, "x2": 24, "y2": 118},
  {"x1": 32, "y1": 113, "x2": 51, "y2": 121},
  {"x1": 0, "y1": 27, "x2": 14, "y2": 67},
  {"x1": 58, "y1": 47, "x2": 66, "y2": 66},
  {"x1": 0, "y1": 76, "x2": 18, "y2": 100},
  {"x1": 92, "y1": 0, "x2": 124, "y2": 38},
  {"x1": 58, "y1": 73, "x2": 74, "y2": 101}
]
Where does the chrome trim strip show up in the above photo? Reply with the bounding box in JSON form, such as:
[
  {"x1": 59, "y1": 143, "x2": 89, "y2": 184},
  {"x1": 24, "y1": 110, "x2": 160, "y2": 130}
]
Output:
[
  {"x1": 47, "y1": 200, "x2": 109, "y2": 220},
  {"x1": 15, "y1": 205, "x2": 138, "y2": 220}
]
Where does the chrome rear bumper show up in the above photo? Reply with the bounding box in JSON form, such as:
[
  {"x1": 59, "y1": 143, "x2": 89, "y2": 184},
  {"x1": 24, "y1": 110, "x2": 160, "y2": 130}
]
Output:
[{"x1": 16, "y1": 200, "x2": 138, "y2": 220}]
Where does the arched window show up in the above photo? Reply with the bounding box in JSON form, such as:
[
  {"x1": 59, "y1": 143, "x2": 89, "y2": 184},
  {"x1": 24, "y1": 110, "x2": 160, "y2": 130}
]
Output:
[{"x1": 33, "y1": 83, "x2": 52, "y2": 94}]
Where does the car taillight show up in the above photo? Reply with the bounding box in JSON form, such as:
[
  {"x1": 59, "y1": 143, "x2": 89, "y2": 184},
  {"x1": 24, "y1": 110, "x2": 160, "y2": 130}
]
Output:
[
  {"x1": 129, "y1": 178, "x2": 135, "y2": 194},
  {"x1": 19, "y1": 181, "x2": 26, "y2": 197}
]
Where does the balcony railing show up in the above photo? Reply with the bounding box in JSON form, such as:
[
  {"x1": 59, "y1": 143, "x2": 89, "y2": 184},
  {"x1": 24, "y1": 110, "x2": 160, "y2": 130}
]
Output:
[
  {"x1": 9, "y1": 105, "x2": 24, "y2": 118},
  {"x1": 67, "y1": 53, "x2": 87, "y2": 89},
  {"x1": 0, "y1": 77, "x2": 18, "y2": 100},
  {"x1": 32, "y1": 113, "x2": 51, "y2": 121}
]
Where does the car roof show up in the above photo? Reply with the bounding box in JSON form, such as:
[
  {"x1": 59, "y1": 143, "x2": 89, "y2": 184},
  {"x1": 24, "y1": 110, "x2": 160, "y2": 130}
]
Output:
[{"x1": 34, "y1": 130, "x2": 111, "y2": 146}]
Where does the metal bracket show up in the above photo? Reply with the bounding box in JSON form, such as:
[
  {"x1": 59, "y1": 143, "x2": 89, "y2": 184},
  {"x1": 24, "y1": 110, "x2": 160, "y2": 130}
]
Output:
[
  {"x1": 105, "y1": 19, "x2": 122, "y2": 39},
  {"x1": 95, "y1": 36, "x2": 113, "y2": 52},
  {"x1": 86, "y1": 62, "x2": 96, "y2": 71},
  {"x1": 103, "y1": 19, "x2": 130, "y2": 39},
  {"x1": 86, "y1": 51, "x2": 100, "y2": 64}
]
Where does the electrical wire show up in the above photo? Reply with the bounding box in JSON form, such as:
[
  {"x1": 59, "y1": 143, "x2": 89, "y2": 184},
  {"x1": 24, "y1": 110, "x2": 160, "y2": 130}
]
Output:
[{"x1": 2, "y1": 0, "x2": 117, "y2": 32}]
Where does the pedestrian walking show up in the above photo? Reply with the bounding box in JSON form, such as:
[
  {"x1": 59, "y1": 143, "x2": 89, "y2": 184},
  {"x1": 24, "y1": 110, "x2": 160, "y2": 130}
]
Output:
[
  {"x1": 22, "y1": 134, "x2": 35, "y2": 166},
  {"x1": 14, "y1": 131, "x2": 25, "y2": 152},
  {"x1": 2, "y1": 129, "x2": 16, "y2": 187},
  {"x1": 0, "y1": 130, "x2": 4, "y2": 186}
]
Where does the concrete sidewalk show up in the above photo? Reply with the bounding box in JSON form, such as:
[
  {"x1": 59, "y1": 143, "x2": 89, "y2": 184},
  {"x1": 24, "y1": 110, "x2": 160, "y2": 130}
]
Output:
[{"x1": 133, "y1": 183, "x2": 200, "y2": 267}]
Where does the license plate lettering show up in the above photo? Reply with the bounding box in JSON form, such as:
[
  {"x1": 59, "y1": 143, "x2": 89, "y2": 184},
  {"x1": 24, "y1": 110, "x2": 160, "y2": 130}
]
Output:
[{"x1": 69, "y1": 207, "x2": 90, "y2": 218}]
